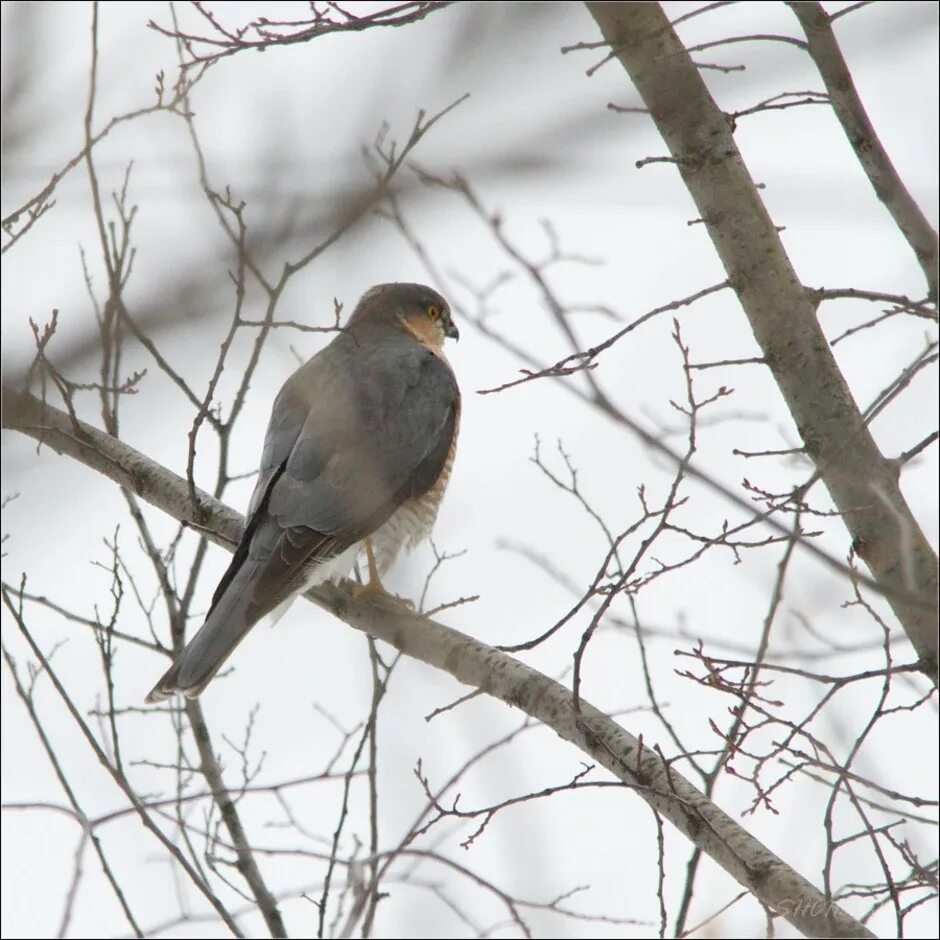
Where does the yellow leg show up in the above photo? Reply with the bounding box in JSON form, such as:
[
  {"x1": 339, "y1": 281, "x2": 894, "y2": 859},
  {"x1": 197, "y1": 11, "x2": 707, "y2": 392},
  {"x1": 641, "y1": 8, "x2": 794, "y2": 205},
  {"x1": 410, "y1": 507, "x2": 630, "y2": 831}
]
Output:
[
  {"x1": 350, "y1": 538, "x2": 413, "y2": 608},
  {"x1": 364, "y1": 537, "x2": 382, "y2": 590},
  {"x1": 351, "y1": 537, "x2": 385, "y2": 596}
]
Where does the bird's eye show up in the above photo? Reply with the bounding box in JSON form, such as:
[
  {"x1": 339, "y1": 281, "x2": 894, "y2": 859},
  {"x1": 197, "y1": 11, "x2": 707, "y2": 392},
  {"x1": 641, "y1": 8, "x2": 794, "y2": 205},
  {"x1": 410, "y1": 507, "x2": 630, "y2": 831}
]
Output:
[{"x1": 427, "y1": 305, "x2": 441, "y2": 321}]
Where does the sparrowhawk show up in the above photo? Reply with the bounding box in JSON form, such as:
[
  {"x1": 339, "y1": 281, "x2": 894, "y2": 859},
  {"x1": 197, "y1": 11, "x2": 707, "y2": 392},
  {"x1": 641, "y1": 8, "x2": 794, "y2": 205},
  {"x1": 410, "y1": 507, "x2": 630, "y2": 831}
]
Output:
[{"x1": 146, "y1": 282, "x2": 460, "y2": 702}]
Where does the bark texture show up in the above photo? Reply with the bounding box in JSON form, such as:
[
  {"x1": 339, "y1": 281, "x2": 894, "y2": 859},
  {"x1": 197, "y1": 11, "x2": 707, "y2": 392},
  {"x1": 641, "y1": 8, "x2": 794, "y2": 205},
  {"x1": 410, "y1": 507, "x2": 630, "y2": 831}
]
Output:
[{"x1": 587, "y1": 0, "x2": 938, "y2": 680}]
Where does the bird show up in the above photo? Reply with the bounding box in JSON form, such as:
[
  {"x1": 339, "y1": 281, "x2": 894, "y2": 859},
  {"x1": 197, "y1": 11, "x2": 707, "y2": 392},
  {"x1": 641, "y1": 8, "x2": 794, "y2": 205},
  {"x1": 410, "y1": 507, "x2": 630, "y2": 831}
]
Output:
[{"x1": 146, "y1": 282, "x2": 460, "y2": 702}]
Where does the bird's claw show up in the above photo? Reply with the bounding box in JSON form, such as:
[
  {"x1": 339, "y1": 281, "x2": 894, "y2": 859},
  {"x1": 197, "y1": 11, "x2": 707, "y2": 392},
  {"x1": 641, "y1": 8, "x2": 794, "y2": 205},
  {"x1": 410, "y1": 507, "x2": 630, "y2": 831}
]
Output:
[{"x1": 350, "y1": 579, "x2": 415, "y2": 610}]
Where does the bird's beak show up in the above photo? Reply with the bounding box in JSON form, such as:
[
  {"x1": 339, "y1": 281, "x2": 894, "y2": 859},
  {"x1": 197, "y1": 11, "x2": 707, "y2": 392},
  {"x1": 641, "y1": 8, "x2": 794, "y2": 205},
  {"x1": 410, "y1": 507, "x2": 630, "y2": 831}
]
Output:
[{"x1": 445, "y1": 320, "x2": 460, "y2": 341}]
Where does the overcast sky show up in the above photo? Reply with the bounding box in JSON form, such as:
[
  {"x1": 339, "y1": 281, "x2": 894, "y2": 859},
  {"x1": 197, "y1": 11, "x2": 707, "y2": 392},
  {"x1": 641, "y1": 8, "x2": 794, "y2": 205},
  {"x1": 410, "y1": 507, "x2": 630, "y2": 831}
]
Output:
[{"x1": 2, "y1": 2, "x2": 938, "y2": 938}]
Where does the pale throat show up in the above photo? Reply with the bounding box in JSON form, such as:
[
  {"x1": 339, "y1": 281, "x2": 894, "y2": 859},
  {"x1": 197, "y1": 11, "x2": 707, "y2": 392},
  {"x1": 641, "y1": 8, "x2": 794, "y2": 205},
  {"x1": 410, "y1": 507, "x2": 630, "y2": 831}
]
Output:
[{"x1": 398, "y1": 312, "x2": 445, "y2": 352}]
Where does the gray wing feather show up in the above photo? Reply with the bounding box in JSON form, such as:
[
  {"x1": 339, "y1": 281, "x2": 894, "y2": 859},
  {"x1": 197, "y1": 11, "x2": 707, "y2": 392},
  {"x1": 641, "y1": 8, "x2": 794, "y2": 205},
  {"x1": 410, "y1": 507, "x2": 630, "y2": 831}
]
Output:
[
  {"x1": 267, "y1": 332, "x2": 458, "y2": 535},
  {"x1": 246, "y1": 347, "x2": 334, "y2": 519}
]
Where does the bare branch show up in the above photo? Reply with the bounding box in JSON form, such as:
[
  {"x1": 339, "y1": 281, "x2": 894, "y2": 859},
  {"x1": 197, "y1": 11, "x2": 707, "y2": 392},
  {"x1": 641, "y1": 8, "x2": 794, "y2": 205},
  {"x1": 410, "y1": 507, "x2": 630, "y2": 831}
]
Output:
[
  {"x1": 1, "y1": 388, "x2": 873, "y2": 939},
  {"x1": 148, "y1": 1, "x2": 453, "y2": 70},
  {"x1": 789, "y1": 2, "x2": 939, "y2": 300},
  {"x1": 587, "y1": 0, "x2": 939, "y2": 679}
]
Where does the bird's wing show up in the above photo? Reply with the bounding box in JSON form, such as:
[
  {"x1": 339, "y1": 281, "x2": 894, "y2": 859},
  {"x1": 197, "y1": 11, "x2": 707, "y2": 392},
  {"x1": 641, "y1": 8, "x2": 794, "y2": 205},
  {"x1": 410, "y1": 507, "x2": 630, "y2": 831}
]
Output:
[
  {"x1": 146, "y1": 331, "x2": 458, "y2": 700},
  {"x1": 267, "y1": 333, "x2": 458, "y2": 534},
  {"x1": 250, "y1": 332, "x2": 458, "y2": 602}
]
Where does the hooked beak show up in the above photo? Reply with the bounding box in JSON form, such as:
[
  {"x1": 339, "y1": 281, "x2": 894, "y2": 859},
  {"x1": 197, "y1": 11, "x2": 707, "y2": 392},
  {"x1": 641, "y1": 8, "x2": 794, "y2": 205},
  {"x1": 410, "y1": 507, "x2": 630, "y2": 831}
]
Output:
[{"x1": 444, "y1": 320, "x2": 460, "y2": 341}]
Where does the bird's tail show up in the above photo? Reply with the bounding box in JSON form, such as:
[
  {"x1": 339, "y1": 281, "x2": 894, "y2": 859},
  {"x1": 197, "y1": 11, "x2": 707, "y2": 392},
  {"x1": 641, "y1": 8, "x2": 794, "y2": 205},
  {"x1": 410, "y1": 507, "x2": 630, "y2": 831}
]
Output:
[{"x1": 145, "y1": 559, "x2": 264, "y2": 703}]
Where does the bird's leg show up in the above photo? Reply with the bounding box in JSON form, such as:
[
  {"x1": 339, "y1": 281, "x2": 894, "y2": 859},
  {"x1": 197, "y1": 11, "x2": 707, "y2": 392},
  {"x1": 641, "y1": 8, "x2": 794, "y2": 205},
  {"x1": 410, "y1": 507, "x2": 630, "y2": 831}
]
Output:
[
  {"x1": 364, "y1": 537, "x2": 382, "y2": 590},
  {"x1": 350, "y1": 537, "x2": 387, "y2": 596},
  {"x1": 351, "y1": 538, "x2": 414, "y2": 608}
]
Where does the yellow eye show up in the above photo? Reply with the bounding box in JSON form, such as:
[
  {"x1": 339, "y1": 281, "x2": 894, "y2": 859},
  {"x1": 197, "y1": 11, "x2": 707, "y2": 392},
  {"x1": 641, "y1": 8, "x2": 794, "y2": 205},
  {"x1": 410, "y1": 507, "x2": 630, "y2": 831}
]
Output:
[{"x1": 427, "y1": 305, "x2": 440, "y2": 321}]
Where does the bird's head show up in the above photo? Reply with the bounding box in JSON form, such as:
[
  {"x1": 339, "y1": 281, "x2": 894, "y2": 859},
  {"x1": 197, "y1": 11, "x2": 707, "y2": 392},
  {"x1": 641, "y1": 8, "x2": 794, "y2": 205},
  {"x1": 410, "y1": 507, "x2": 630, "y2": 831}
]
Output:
[{"x1": 347, "y1": 282, "x2": 459, "y2": 349}]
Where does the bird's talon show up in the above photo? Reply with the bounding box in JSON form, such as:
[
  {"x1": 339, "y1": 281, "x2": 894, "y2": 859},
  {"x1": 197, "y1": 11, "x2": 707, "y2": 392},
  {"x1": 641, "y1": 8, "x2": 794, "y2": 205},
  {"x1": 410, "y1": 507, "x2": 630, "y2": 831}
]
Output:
[
  {"x1": 350, "y1": 580, "x2": 415, "y2": 610},
  {"x1": 350, "y1": 580, "x2": 383, "y2": 599}
]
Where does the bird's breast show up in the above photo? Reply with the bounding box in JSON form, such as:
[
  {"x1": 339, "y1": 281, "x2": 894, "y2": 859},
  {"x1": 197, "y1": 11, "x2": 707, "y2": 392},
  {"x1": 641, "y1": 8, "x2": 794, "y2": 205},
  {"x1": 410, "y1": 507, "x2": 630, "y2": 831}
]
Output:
[{"x1": 372, "y1": 398, "x2": 460, "y2": 573}]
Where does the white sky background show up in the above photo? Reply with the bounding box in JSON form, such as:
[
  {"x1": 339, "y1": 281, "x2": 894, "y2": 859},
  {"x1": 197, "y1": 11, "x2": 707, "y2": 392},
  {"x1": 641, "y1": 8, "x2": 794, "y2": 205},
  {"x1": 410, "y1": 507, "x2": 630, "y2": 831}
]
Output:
[{"x1": 1, "y1": 1, "x2": 938, "y2": 938}]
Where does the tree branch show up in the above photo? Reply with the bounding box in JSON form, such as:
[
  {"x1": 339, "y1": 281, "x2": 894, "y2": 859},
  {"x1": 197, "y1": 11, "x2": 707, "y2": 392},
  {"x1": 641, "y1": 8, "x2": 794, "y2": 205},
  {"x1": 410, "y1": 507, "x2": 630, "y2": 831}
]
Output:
[
  {"x1": 2, "y1": 386, "x2": 875, "y2": 939},
  {"x1": 788, "y1": 1, "x2": 939, "y2": 301},
  {"x1": 585, "y1": 0, "x2": 939, "y2": 681}
]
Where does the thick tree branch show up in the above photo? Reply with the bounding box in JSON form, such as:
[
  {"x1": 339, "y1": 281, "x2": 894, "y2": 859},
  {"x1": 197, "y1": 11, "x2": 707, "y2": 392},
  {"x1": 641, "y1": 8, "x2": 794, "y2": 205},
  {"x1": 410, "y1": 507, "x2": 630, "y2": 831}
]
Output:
[
  {"x1": 586, "y1": 0, "x2": 939, "y2": 680},
  {"x1": 788, "y1": 1, "x2": 939, "y2": 301},
  {"x1": 2, "y1": 387, "x2": 875, "y2": 938}
]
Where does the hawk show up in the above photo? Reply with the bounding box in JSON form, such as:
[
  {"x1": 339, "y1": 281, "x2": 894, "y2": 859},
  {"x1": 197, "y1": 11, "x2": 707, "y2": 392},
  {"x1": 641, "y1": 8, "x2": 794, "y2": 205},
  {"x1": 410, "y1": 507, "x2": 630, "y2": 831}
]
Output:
[{"x1": 147, "y1": 283, "x2": 460, "y2": 702}]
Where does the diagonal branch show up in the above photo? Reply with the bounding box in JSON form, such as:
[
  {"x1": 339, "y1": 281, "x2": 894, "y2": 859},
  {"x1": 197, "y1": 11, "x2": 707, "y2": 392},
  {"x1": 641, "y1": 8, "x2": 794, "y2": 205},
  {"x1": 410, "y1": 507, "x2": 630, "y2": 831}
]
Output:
[
  {"x1": 586, "y1": 0, "x2": 938, "y2": 682},
  {"x1": 2, "y1": 386, "x2": 875, "y2": 939},
  {"x1": 185, "y1": 697, "x2": 287, "y2": 938},
  {"x1": 788, "y1": 1, "x2": 939, "y2": 301},
  {"x1": 0, "y1": 579, "x2": 244, "y2": 938}
]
